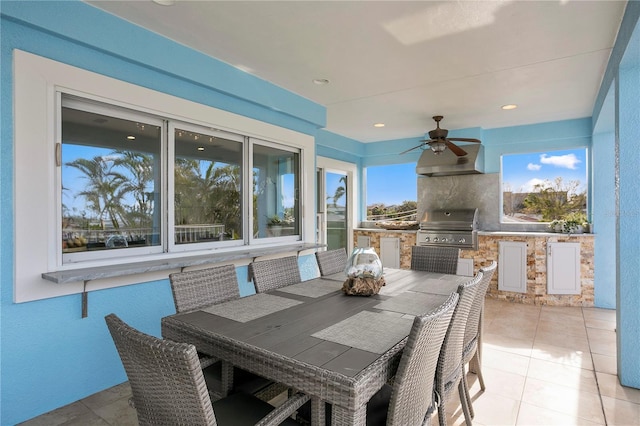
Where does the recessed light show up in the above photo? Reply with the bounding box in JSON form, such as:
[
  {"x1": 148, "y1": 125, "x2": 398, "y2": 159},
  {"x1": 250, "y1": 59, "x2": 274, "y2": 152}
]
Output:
[
  {"x1": 373, "y1": 123, "x2": 385, "y2": 128},
  {"x1": 127, "y1": 135, "x2": 136, "y2": 140},
  {"x1": 313, "y1": 78, "x2": 330, "y2": 85},
  {"x1": 501, "y1": 104, "x2": 518, "y2": 110},
  {"x1": 197, "y1": 147, "x2": 205, "y2": 151},
  {"x1": 152, "y1": 0, "x2": 175, "y2": 6}
]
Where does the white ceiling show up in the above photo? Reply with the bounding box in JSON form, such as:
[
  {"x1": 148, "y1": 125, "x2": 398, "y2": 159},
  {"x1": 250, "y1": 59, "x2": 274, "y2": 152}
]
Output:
[{"x1": 86, "y1": 0, "x2": 626, "y2": 143}]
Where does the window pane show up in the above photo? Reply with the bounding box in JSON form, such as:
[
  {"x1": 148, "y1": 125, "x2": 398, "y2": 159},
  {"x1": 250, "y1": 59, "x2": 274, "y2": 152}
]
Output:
[
  {"x1": 366, "y1": 164, "x2": 417, "y2": 221},
  {"x1": 502, "y1": 149, "x2": 587, "y2": 224},
  {"x1": 61, "y1": 106, "x2": 162, "y2": 259},
  {"x1": 174, "y1": 128, "x2": 243, "y2": 243},
  {"x1": 253, "y1": 143, "x2": 300, "y2": 238}
]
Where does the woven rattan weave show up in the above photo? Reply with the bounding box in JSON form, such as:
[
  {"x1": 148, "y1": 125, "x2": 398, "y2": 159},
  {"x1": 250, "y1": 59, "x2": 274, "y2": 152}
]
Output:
[{"x1": 410, "y1": 246, "x2": 460, "y2": 275}]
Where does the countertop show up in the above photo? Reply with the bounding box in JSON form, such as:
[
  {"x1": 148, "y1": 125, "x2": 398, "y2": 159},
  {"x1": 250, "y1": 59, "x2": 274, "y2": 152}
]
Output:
[
  {"x1": 477, "y1": 231, "x2": 594, "y2": 237},
  {"x1": 355, "y1": 228, "x2": 593, "y2": 237}
]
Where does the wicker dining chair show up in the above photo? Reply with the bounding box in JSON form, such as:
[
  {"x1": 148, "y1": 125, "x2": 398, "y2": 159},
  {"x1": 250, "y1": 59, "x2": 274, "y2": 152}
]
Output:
[
  {"x1": 460, "y1": 261, "x2": 497, "y2": 418},
  {"x1": 434, "y1": 271, "x2": 483, "y2": 426},
  {"x1": 169, "y1": 264, "x2": 240, "y2": 313},
  {"x1": 105, "y1": 313, "x2": 309, "y2": 426},
  {"x1": 169, "y1": 264, "x2": 281, "y2": 402},
  {"x1": 250, "y1": 256, "x2": 302, "y2": 293},
  {"x1": 410, "y1": 246, "x2": 460, "y2": 275},
  {"x1": 315, "y1": 248, "x2": 348, "y2": 276},
  {"x1": 366, "y1": 292, "x2": 459, "y2": 426}
]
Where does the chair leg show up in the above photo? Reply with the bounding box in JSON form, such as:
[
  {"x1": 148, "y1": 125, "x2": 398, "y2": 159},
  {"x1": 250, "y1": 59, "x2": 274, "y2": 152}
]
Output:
[
  {"x1": 437, "y1": 399, "x2": 448, "y2": 426},
  {"x1": 461, "y1": 364, "x2": 475, "y2": 419},
  {"x1": 458, "y1": 378, "x2": 473, "y2": 426},
  {"x1": 471, "y1": 352, "x2": 486, "y2": 391}
]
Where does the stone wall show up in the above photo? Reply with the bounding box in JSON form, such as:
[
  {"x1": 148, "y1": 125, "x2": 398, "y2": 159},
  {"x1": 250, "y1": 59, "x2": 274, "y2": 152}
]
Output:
[
  {"x1": 352, "y1": 229, "x2": 416, "y2": 269},
  {"x1": 354, "y1": 229, "x2": 594, "y2": 307},
  {"x1": 463, "y1": 234, "x2": 594, "y2": 307}
]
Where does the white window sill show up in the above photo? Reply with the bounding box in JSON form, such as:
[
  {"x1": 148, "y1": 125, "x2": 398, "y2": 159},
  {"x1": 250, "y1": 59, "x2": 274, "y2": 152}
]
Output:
[{"x1": 42, "y1": 242, "x2": 324, "y2": 284}]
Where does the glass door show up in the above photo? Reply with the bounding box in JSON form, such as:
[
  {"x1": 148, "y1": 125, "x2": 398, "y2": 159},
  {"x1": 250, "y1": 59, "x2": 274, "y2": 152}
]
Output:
[
  {"x1": 325, "y1": 171, "x2": 348, "y2": 250},
  {"x1": 316, "y1": 157, "x2": 357, "y2": 252}
]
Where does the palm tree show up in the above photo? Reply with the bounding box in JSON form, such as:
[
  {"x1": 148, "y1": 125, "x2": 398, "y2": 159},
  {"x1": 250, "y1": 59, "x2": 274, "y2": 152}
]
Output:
[
  {"x1": 330, "y1": 175, "x2": 347, "y2": 206},
  {"x1": 66, "y1": 156, "x2": 129, "y2": 230},
  {"x1": 112, "y1": 151, "x2": 155, "y2": 228}
]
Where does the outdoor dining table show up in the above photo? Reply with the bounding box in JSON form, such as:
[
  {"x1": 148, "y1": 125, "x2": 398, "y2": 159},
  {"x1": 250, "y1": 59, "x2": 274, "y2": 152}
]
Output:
[{"x1": 161, "y1": 268, "x2": 471, "y2": 425}]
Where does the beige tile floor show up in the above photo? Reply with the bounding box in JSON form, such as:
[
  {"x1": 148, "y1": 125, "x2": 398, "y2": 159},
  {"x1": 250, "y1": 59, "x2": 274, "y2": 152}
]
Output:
[{"x1": 20, "y1": 298, "x2": 640, "y2": 426}]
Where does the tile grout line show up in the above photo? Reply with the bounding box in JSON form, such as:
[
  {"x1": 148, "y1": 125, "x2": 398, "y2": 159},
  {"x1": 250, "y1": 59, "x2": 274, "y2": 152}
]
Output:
[
  {"x1": 583, "y1": 307, "x2": 609, "y2": 426},
  {"x1": 513, "y1": 304, "x2": 541, "y2": 425}
]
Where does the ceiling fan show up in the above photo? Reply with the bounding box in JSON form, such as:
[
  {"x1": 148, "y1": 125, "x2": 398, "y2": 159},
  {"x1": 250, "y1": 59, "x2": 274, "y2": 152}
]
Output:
[{"x1": 401, "y1": 115, "x2": 481, "y2": 156}]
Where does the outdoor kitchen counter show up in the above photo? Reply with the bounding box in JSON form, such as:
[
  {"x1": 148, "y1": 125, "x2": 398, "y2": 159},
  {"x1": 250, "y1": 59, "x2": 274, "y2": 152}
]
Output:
[
  {"x1": 354, "y1": 229, "x2": 594, "y2": 306},
  {"x1": 478, "y1": 231, "x2": 594, "y2": 237},
  {"x1": 466, "y1": 233, "x2": 594, "y2": 306}
]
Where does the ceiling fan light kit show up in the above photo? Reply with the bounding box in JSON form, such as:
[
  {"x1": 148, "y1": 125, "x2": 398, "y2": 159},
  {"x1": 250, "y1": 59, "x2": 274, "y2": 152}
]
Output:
[{"x1": 401, "y1": 115, "x2": 482, "y2": 157}]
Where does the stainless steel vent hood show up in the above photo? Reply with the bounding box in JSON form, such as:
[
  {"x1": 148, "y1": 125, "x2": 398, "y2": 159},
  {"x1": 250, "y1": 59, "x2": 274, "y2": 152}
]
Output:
[{"x1": 416, "y1": 143, "x2": 484, "y2": 177}]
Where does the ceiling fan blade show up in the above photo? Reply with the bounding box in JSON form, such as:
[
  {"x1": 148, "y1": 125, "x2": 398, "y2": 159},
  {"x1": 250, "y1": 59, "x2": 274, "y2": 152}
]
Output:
[
  {"x1": 448, "y1": 137, "x2": 481, "y2": 143},
  {"x1": 399, "y1": 144, "x2": 424, "y2": 155},
  {"x1": 445, "y1": 140, "x2": 468, "y2": 156}
]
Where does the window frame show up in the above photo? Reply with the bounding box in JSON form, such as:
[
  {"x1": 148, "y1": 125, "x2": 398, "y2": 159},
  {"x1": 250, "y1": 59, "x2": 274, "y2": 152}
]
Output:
[
  {"x1": 249, "y1": 137, "x2": 303, "y2": 244},
  {"x1": 14, "y1": 49, "x2": 315, "y2": 303},
  {"x1": 499, "y1": 147, "x2": 589, "y2": 225},
  {"x1": 168, "y1": 120, "x2": 247, "y2": 252},
  {"x1": 59, "y1": 95, "x2": 168, "y2": 263}
]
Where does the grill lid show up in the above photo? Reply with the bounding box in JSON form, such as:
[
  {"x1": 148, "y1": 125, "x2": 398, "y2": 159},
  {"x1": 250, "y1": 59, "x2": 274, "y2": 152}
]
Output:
[{"x1": 419, "y1": 208, "x2": 478, "y2": 231}]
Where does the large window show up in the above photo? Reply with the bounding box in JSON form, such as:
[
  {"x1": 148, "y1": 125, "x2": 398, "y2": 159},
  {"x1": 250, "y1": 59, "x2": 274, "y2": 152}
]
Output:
[
  {"x1": 14, "y1": 50, "x2": 315, "y2": 302},
  {"x1": 252, "y1": 142, "x2": 300, "y2": 238},
  {"x1": 172, "y1": 125, "x2": 244, "y2": 248},
  {"x1": 61, "y1": 98, "x2": 163, "y2": 263},
  {"x1": 365, "y1": 163, "x2": 417, "y2": 221},
  {"x1": 59, "y1": 95, "x2": 301, "y2": 264},
  {"x1": 501, "y1": 148, "x2": 588, "y2": 224}
]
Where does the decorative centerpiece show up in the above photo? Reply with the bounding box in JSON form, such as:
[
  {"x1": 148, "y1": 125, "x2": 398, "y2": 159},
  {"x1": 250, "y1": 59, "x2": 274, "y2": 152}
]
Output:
[{"x1": 342, "y1": 247, "x2": 385, "y2": 296}]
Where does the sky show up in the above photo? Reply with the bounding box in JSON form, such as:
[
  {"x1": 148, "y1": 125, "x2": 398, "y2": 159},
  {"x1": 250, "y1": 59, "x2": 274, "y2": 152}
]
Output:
[
  {"x1": 502, "y1": 148, "x2": 587, "y2": 195},
  {"x1": 364, "y1": 147, "x2": 587, "y2": 207},
  {"x1": 366, "y1": 163, "x2": 418, "y2": 206}
]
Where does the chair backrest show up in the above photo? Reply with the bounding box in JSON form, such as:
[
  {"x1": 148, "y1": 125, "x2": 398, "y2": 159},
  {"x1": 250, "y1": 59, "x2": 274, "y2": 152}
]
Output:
[
  {"x1": 169, "y1": 264, "x2": 240, "y2": 313},
  {"x1": 410, "y1": 246, "x2": 460, "y2": 274},
  {"x1": 105, "y1": 314, "x2": 217, "y2": 426},
  {"x1": 315, "y1": 248, "x2": 348, "y2": 276},
  {"x1": 250, "y1": 256, "x2": 302, "y2": 293},
  {"x1": 386, "y1": 292, "x2": 459, "y2": 426},
  {"x1": 436, "y1": 271, "x2": 483, "y2": 391},
  {"x1": 463, "y1": 261, "x2": 497, "y2": 350}
]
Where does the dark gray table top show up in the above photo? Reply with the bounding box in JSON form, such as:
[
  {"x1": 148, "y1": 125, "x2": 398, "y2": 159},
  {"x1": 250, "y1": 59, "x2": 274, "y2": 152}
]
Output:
[{"x1": 161, "y1": 268, "x2": 468, "y2": 418}]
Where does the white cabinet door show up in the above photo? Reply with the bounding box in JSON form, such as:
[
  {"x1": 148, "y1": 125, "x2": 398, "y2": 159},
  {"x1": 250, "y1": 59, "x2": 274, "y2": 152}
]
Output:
[
  {"x1": 457, "y1": 258, "x2": 474, "y2": 276},
  {"x1": 380, "y1": 237, "x2": 400, "y2": 269},
  {"x1": 498, "y1": 241, "x2": 527, "y2": 293},
  {"x1": 547, "y1": 242, "x2": 581, "y2": 294}
]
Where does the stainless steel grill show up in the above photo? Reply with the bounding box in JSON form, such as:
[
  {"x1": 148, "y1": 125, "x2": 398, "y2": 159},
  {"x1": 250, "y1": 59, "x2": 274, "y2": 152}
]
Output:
[{"x1": 416, "y1": 208, "x2": 479, "y2": 250}]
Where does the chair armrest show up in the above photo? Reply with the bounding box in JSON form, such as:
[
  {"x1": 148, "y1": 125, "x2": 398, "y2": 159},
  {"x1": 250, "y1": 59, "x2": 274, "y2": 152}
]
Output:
[{"x1": 255, "y1": 392, "x2": 311, "y2": 426}]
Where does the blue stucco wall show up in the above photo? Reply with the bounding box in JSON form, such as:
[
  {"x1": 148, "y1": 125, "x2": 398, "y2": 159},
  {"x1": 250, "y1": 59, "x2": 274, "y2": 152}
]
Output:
[
  {"x1": 2, "y1": 0, "x2": 639, "y2": 423},
  {"x1": 616, "y1": 14, "x2": 640, "y2": 389},
  {"x1": 592, "y1": 130, "x2": 616, "y2": 309},
  {"x1": 0, "y1": 2, "x2": 325, "y2": 424}
]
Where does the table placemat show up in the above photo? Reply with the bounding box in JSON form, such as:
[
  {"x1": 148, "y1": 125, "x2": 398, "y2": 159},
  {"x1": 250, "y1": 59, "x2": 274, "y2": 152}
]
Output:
[
  {"x1": 276, "y1": 279, "x2": 343, "y2": 298},
  {"x1": 372, "y1": 291, "x2": 449, "y2": 316},
  {"x1": 405, "y1": 278, "x2": 461, "y2": 295},
  {"x1": 202, "y1": 293, "x2": 303, "y2": 323},
  {"x1": 311, "y1": 310, "x2": 413, "y2": 354}
]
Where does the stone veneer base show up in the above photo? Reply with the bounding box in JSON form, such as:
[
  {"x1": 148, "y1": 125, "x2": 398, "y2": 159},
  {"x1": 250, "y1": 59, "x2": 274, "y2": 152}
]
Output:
[{"x1": 354, "y1": 229, "x2": 594, "y2": 307}]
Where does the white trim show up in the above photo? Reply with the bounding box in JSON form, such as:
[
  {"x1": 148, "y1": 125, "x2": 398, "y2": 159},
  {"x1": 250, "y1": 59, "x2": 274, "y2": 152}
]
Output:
[
  {"x1": 316, "y1": 156, "x2": 358, "y2": 252},
  {"x1": 14, "y1": 50, "x2": 314, "y2": 303}
]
